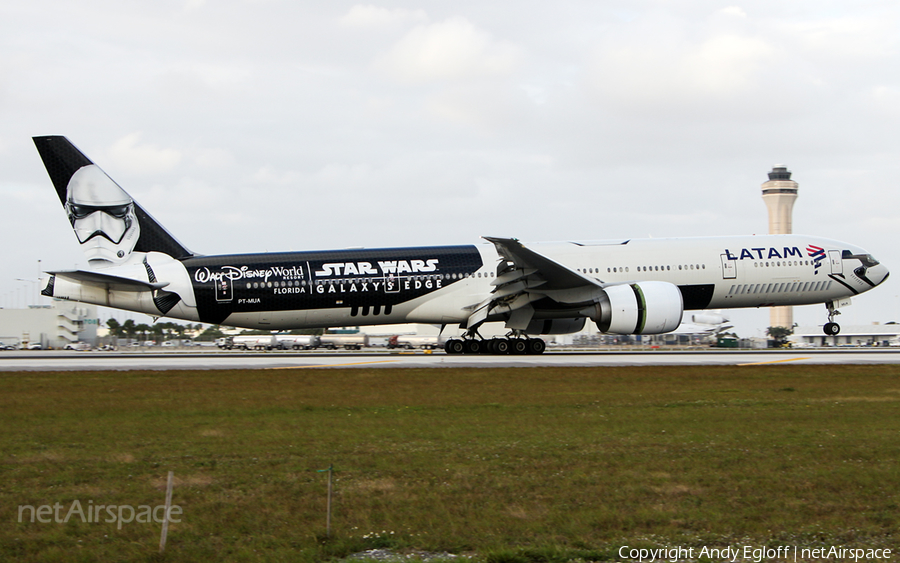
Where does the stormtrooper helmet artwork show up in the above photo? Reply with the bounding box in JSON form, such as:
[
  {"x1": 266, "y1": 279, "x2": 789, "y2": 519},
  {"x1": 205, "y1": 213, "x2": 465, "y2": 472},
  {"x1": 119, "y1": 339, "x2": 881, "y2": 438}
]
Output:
[{"x1": 65, "y1": 165, "x2": 140, "y2": 265}]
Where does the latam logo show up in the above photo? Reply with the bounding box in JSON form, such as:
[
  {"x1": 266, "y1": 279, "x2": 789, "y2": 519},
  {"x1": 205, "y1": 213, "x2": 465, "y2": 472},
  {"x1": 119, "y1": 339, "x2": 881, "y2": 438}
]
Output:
[
  {"x1": 807, "y1": 245, "x2": 826, "y2": 275},
  {"x1": 725, "y1": 247, "x2": 803, "y2": 260}
]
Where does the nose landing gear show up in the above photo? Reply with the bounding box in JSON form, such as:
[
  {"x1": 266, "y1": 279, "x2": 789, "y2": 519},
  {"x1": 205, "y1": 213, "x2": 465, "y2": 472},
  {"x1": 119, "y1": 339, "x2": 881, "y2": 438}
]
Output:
[{"x1": 823, "y1": 301, "x2": 841, "y2": 336}]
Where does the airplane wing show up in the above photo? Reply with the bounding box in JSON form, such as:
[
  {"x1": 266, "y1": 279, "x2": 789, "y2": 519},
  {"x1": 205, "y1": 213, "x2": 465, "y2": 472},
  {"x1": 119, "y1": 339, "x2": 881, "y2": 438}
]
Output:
[
  {"x1": 485, "y1": 236, "x2": 593, "y2": 289},
  {"x1": 470, "y1": 237, "x2": 609, "y2": 329}
]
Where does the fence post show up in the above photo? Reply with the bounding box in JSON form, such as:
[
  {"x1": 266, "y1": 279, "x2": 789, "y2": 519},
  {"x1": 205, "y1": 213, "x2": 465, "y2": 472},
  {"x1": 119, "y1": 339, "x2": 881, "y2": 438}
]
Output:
[{"x1": 318, "y1": 464, "x2": 334, "y2": 537}]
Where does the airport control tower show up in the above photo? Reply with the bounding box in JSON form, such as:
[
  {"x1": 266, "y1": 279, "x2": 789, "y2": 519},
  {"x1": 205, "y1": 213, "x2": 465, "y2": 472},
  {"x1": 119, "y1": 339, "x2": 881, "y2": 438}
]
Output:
[{"x1": 761, "y1": 165, "x2": 799, "y2": 329}]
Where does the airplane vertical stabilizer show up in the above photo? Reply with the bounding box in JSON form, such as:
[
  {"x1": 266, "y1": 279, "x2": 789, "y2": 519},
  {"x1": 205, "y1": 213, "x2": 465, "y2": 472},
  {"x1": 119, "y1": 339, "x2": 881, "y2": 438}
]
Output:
[{"x1": 33, "y1": 136, "x2": 193, "y2": 266}]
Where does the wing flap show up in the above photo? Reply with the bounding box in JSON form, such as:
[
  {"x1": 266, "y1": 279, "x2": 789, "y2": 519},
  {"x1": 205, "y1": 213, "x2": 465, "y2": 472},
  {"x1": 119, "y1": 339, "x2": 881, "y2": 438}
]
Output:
[{"x1": 492, "y1": 268, "x2": 537, "y2": 287}]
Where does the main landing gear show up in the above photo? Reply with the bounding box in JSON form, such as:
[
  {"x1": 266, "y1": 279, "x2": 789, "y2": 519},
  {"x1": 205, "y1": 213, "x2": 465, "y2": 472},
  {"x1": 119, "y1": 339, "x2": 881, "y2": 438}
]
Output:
[
  {"x1": 444, "y1": 333, "x2": 547, "y2": 355},
  {"x1": 823, "y1": 301, "x2": 841, "y2": 336}
]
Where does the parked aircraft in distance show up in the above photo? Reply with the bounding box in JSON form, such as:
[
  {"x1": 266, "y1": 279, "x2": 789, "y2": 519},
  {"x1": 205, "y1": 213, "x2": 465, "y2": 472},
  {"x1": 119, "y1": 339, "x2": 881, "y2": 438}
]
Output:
[
  {"x1": 34, "y1": 136, "x2": 889, "y2": 354},
  {"x1": 672, "y1": 312, "x2": 733, "y2": 336}
]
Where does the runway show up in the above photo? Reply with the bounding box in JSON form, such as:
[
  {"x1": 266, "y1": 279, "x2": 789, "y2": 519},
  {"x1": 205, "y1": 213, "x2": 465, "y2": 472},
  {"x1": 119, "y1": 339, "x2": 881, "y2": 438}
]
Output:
[{"x1": 2, "y1": 348, "x2": 899, "y2": 370}]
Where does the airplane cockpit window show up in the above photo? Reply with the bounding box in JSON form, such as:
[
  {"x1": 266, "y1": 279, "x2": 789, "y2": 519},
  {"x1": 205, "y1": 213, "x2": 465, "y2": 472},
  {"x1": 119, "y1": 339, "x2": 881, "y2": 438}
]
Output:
[{"x1": 843, "y1": 250, "x2": 880, "y2": 267}]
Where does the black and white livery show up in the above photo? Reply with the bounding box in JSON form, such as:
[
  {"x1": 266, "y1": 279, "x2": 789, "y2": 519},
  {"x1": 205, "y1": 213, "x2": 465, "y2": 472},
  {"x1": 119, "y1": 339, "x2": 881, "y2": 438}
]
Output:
[{"x1": 34, "y1": 136, "x2": 890, "y2": 354}]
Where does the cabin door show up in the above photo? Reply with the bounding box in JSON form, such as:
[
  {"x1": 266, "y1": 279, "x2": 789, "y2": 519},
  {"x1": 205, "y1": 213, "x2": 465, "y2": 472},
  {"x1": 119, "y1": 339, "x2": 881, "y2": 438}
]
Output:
[
  {"x1": 828, "y1": 250, "x2": 843, "y2": 275},
  {"x1": 720, "y1": 254, "x2": 736, "y2": 279}
]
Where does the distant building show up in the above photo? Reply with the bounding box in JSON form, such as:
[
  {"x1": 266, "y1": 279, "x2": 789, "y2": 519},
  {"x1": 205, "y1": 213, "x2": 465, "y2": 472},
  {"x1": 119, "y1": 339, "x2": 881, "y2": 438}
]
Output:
[
  {"x1": 0, "y1": 302, "x2": 99, "y2": 348},
  {"x1": 762, "y1": 164, "x2": 799, "y2": 329},
  {"x1": 791, "y1": 323, "x2": 900, "y2": 347}
]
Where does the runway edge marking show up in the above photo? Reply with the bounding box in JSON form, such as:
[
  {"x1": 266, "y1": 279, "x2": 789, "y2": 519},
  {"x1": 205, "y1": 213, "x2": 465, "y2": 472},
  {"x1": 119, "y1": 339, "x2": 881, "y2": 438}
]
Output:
[
  {"x1": 737, "y1": 357, "x2": 811, "y2": 366},
  {"x1": 269, "y1": 360, "x2": 401, "y2": 369}
]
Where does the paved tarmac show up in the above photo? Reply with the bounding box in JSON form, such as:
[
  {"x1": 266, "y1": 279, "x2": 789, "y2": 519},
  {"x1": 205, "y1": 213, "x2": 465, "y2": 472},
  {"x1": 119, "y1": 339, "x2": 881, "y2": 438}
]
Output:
[{"x1": 1, "y1": 348, "x2": 899, "y2": 370}]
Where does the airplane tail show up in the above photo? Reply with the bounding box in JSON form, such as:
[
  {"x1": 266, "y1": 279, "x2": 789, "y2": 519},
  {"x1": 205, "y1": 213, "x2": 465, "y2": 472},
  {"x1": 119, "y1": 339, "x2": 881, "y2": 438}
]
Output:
[{"x1": 33, "y1": 136, "x2": 193, "y2": 267}]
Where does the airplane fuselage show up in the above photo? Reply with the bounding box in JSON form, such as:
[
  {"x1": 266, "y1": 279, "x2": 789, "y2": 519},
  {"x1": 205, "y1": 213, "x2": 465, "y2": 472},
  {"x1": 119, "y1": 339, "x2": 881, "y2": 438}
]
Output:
[{"x1": 47, "y1": 234, "x2": 885, "y2": 332}]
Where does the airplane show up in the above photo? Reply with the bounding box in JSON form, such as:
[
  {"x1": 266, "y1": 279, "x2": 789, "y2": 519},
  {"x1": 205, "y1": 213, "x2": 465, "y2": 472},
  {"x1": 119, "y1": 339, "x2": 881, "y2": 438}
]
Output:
[
  {"x1": 33, "y1": 136, "x2": 890, "y2": 355},
  {"x1": 672, "y1": 312, "x2": 733, "y2": 336}
]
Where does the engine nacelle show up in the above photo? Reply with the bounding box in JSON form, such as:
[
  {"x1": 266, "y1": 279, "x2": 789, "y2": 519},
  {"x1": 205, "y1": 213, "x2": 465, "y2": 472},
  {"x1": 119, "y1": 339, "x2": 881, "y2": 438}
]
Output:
[
  {"x1": 524, "y1": 318, "x2": 586, "y2": 335},
  {"x1": 590, "y1": 281, "x2": 683, "y2": 335}
]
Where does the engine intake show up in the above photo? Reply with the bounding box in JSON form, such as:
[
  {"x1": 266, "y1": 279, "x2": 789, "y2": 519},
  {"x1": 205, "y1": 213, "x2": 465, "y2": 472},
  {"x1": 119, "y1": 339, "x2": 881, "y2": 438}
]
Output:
[{"x1": 590, "y1": 281, "x2": 683, "y2": 335}]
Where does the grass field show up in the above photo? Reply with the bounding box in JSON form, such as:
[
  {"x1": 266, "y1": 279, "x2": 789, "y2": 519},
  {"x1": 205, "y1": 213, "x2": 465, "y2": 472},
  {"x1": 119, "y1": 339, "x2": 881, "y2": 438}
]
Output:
[{"x1": 1, "y1": 365, "x2": 899, "y2": 562}]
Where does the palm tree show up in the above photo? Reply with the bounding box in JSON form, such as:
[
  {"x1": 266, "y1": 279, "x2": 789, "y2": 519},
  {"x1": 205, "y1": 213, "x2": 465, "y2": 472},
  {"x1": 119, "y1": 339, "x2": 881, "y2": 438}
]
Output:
[
  {"x1": 766, "y1": 326, "x2": 793, "y2": 347},
  {"x1": 106, "y1": 318, "x2": 123, "y2": 338},
  {"x1": 122, "y1": 319, "x2": 137, "y2": 341},
  {"x1": 135, "y1": 323, "x2": 151, "y2": 343}
]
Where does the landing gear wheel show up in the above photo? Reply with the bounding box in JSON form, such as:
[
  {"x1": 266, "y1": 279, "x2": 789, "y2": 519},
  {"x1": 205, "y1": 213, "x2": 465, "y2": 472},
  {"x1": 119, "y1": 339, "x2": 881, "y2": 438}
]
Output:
[
  {"x1": 511, "y1": 339, "x2": 528, "y2": 355},
  {"x1": 824, "y1": 301, "x2": 842, "y2": 337},
  {"x1": 526, "y1": 338, "x2": 546, "y2": 355},
  {"x1": 490, "y1": 338, "x2": 510, "y2": 354},
  {"x1": 464, "y1": 339, "x2": 482, "y2": 354},
  {"x1": 445, "y1": 339, "x2": 465, "y2": 354}
]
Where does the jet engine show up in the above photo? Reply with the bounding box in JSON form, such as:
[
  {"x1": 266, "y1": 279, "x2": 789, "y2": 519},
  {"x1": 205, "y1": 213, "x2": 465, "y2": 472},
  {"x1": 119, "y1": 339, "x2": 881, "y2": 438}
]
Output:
[{"x1": 587, "y1": 281, "x2": 683, "y2": 335}]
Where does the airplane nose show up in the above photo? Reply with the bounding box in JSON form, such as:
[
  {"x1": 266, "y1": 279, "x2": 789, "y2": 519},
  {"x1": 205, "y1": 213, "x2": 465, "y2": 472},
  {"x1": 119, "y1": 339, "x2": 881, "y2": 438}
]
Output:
[
  {"x1": 853, "y1": 258, "x2": 889, "y2": 290},
  {"x1": 869, "y1": 263, "x2": 890, "y2": 287}
]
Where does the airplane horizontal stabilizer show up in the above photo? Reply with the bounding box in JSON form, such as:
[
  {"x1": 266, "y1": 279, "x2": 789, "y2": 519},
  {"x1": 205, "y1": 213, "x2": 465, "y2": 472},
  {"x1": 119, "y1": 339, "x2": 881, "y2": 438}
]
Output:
[{"x1": 48, "y1": 270, "x2": 169, "y2": 292}]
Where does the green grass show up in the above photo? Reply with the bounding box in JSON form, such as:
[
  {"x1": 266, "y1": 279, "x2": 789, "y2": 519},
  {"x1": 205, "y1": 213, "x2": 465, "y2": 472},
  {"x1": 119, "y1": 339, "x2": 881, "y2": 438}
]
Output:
[{"x1": 1, "y1": 365, "x2": 898, "y2": 561}]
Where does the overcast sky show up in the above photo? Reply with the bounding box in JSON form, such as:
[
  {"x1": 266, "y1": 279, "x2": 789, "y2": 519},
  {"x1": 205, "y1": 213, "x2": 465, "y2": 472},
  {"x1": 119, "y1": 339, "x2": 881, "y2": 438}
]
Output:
[{"x1": 2, "y1": 0, "x2": 898, "y2": 336}]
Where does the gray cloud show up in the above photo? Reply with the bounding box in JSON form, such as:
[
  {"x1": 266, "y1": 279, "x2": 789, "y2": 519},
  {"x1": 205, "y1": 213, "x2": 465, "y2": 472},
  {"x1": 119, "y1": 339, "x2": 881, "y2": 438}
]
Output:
[{"x1": 2, "y1": 0, "x2": 898, "y2": 332}]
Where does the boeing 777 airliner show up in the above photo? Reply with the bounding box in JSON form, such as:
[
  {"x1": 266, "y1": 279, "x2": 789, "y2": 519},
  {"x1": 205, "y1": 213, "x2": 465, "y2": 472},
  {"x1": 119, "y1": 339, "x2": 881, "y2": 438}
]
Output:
[{"x1": 33, "y1": 136, "x2": 889, "y2": 354}]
